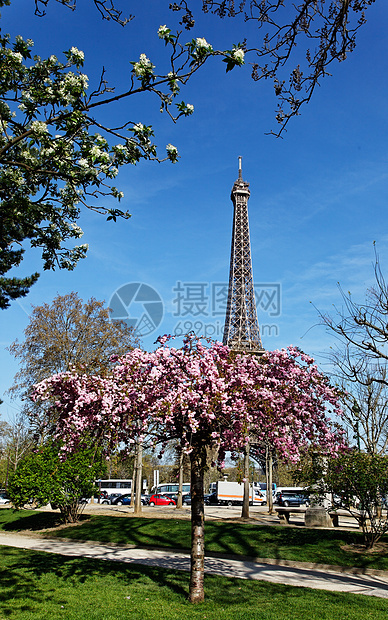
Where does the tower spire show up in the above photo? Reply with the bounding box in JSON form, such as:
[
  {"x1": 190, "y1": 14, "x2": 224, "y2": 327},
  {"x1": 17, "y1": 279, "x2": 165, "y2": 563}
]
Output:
[
  {"x1": 223, "y1": 158, "x2": 264, "y2": 353},
  {"x1": 238, "y1": 155, "x2": 243, "y2": 179}
]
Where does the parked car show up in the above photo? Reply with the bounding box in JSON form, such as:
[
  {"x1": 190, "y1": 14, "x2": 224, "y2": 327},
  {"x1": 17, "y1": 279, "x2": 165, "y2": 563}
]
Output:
[
  {"x1": 276, "y1": 492, "x2": 310, "y2": 507},
  {"x1": 0, "y1": 492, "x2": 10, "y2": 505},
  {"x1": 111, "y1": 494, "x2": 148, "y2": 506},
  {"x1": 101, "y1": 493, "x2": 122, "y2": 505},
  {"x1": 205, "y1": 492, "x2": 218, "y2": 505},
  {"x1": 147, "y1": 494, "x2": 176, "y2": 506},
  {"x1": 182, "y1": 494, "x2": 216, "y2": 506}
]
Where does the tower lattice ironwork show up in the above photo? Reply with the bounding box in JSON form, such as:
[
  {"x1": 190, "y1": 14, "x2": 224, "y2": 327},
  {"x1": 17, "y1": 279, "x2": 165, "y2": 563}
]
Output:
[{"x1": 223, "y1": 157, "x2": 265, "y2": 354}]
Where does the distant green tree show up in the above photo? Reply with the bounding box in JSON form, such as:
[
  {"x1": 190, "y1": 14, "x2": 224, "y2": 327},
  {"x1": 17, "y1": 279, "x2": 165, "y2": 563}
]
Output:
[
  {"x1": 8, "y1": 441, "x2": 104, "y2": 522},
  {"x1": 7, "y1": 292, "x2": 139, "y2": 438},
  {"x1": 298, "y1": 450, "x2": 388, "y2": 549}
]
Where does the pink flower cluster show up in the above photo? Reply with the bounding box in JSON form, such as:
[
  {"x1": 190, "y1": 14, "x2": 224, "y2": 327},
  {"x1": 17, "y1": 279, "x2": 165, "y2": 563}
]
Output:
[{"x1": 31, "y1": 337, "x2": 344, "y2": 463}]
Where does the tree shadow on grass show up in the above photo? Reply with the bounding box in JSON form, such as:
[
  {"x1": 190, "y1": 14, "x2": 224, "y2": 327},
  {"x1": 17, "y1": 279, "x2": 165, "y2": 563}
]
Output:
[
  {"x1": 0, "y1": 509, "x2": 90, "y2": 532},
  {"x1": 2, "y1": 546, "x2": 388, "y2": 619},
  {"x1": 0, "y1": 545, "x2": 189, "y2": 615},
  {"x1": 50, "y1": 515, "x2": 192, "y2": 549},
  {"x1": 205, "y1": 522, "x2": 388, "y2": 571}
]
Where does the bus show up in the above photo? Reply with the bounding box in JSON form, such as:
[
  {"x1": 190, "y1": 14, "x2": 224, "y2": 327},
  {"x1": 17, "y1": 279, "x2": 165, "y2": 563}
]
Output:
[
  {"x1": 96, "y1": 479, "x2": 132, "y2": 497},
  {"x1": 154, "y1": 483, "x2": 190, "y2": 498}
]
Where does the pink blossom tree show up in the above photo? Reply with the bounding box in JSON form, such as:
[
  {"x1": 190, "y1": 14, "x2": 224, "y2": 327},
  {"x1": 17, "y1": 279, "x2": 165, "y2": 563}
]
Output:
[{"x1": 32, "y1": 336, "x2": 344, "y2": 603}]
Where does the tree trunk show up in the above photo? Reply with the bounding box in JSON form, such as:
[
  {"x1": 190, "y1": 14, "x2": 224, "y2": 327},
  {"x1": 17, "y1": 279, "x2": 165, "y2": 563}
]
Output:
[
  {"x1": 189, "y1": 448, "x2": 206, "y2": 603},
  {"x1": 176, "y1": 448, "x2": 183, "y2": 509},
  {"x1": 4, "y1": 451, "x2": 10, "y2": 491},
  {"x1": 130, "y1": 447, "x2": 137, "y2": 509},
  {"x1": 267, "y1": 449, "x2": 274, "y2": 514},
  {"x1": 134, "y1": 441, "x2": 143, "y2": 515},
  {"x1": 241, "y1": 442, "x2": 250, "y2": 518}
]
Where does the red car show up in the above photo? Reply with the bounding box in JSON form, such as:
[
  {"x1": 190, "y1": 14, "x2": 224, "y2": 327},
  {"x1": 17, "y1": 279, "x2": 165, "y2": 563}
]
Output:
[{"x1": 147, "y1": 494, "x2": 176, "y2": 506}]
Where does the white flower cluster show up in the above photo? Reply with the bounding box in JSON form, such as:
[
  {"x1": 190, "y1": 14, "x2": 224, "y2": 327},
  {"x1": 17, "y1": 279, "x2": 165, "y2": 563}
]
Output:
[
  {"x1": 189, "y1": 37, "x2": 213, "y2": 63},
  {"x1": 166, "y1": 143, "x2": 179, "y2": 162},
  {"x1": 30, "y1": 121, "x2": 48, "y2": 137},
  {"x1": 133, "y1": 122, "x2": 144, "y2": 133},
  {"x1": 131, "y1": 123, "x2": 154, "y2": 153},
  {"x1": 6, "y1": 49, "x2": 23, "y2": 63},
  {"x1": 55, "y1": 72, "x2": 89, "y2": 106},
  {"x1": 167, "y1": 71, "x2": 179, "y2": 94},
  {"x1": 69, "y1": 47, "x2": 85, "y2": 64},
  {"x1": 232, "y1": 48, "x2": 245, "y2": 64},
  {"x1": 195, "y1": 37, "x2": 212, "y2": 51},
  {"x1": 63, "y1": 72, "x2": 89, "y2": 91},
  {"x1": 94, "y1": 133, "x2": 108, "y2": 148},
  {"x1": 186, "y1": 104, "x2": 194, "y2": 113},
  {"x1": 133, "y1": 54, "x2": 155, "y2": 78},
  {"x1": 60, "y1": 243, "x2": 89, "y2": 270},
  {"x1": 21, "y1": 148, "x2": 37, "y2": 163},
  {"x1": 112, "y1": 143, "x2": 136, "y2": 165},
  {"x1": 70, "y1": 222, "x2": 84, "y2": 237},
  {"x1": 15, "y1": 35, "x2": 34, "y2": 47},
  {"x1": 3, "y1": 169, "x2": 25, "y2": 187},
  {"x1": 107, "y1": 166, "x2": 119, "y2": 177},
  {"x1": 158, "y1": 25, "x2": 170, "y2": 39},
  {"x1": 59, "y1": 186, "x2": 81, "y2": 204},
  {"x1": 90, "y1": 144, "x2": 110, "y2": 163}
]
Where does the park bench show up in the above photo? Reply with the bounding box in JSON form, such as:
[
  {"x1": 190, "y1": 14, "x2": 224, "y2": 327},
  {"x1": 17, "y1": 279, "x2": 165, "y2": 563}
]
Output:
[
  {"x1": 328, "y1": 509, "x2": 372, "y2": 529},
  {"x1": 275, "y1": 506, "x2": 307, "y2": 524},
  {"x1": 275, "y1": 506, "x2": 370, "y2": 528}
]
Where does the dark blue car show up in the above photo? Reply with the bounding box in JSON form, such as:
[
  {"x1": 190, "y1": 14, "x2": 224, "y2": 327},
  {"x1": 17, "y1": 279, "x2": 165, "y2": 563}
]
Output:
[
  {"x1": 111, "y1": 494, "x2": 147, "y2": 506},
  {"x1": 276, "y1": 492, "x2": 310, "y2": 507}
]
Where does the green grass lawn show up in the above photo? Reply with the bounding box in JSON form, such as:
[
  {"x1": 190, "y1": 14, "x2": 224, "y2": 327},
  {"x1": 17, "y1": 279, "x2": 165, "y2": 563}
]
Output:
[
  {"x1": 1, "y1": 546, "x2": 388, "y2": 620},
  {"x1": 1, "y1": 508, "x2": 388, "y2": 571}
]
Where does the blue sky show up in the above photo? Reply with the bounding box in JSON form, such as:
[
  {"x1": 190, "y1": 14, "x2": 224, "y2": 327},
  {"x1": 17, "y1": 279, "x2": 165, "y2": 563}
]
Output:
[{"x1": 1, "y1": 1, "x2": 388, "y2": 421}]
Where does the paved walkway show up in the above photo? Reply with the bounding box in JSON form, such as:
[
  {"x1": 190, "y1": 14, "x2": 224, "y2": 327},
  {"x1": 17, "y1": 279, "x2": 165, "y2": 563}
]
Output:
[{"x1": 2, "y1": 532, "x2": 388, "y2": 599}]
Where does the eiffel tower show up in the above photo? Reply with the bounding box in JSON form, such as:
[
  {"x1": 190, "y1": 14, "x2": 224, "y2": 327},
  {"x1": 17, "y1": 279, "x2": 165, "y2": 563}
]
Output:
[{"x1": 223, "y1": 157, "x2": 265, "y2": 354}]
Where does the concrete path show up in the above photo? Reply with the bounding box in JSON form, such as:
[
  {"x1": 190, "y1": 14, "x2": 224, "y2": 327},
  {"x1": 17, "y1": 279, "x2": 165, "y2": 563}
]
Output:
[{"x1": 1, "y1": 532, "x2": 388, "y2": 599}]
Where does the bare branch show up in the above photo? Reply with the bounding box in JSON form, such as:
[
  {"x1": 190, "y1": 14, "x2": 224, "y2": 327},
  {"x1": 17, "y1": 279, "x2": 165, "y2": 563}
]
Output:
[{"x1": 34, "y1": 0, "x2": 134, "y2": 26}]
